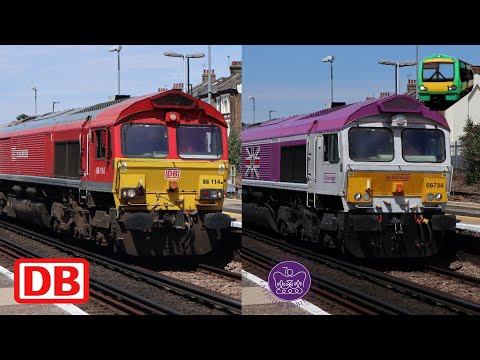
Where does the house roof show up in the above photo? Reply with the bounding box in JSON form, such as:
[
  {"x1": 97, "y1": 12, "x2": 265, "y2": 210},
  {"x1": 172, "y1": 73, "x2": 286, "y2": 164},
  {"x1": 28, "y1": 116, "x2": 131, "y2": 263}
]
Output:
[{"x1": 192, "y1": 73, "x2": 241, "y2": 98}]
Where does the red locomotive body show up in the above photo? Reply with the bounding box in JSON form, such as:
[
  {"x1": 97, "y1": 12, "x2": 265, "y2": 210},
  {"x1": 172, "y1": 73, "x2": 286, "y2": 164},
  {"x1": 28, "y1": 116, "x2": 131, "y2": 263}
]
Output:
[{"x1": 0, "y1": 90, "x2": 232, "y2": 256}]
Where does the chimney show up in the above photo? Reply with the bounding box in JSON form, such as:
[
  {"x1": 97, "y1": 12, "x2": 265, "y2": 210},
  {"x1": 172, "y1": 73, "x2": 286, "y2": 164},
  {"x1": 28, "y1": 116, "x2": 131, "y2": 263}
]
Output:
[
  {"x1": 366, "y1": 96, "x2": 375, "y2": 100},
  {"x1": 158, "y1": 88, "x2": 168, "y2": 93},
  {"x1": 229, "y1": 61, "x2": 242, "y2": 76},
  {"x1": 172, "y1": 83, "x2": 183, "y2": 90},
  {"x1": 379, "y1": 92, "x2": 391, "y2": 98},
  {"x1": 407, "y1": 79, "x2": 416, "y2": 93},
  {"x1": 202, "y1": 69, "x2": 216, "y2": 83}
]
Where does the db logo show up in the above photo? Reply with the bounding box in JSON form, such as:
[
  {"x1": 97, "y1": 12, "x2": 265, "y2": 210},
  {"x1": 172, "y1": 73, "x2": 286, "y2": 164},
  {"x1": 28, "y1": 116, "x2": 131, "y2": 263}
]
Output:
[
  {"x1": 14, "y1": 258, "x2": 89, "y2": 304},
  {"x1": 165, "y1": 168, "x2": 181, "y2": 179}
]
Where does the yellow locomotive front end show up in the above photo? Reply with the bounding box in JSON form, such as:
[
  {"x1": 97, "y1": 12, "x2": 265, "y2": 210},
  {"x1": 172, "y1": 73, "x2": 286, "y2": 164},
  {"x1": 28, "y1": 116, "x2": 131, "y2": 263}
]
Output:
[
  {"x1": 111, "y1": 158, "x2": 231, "y2": 256},
  {"x1": 105, "y1": 90, "x2": 233, "y2": 256}
]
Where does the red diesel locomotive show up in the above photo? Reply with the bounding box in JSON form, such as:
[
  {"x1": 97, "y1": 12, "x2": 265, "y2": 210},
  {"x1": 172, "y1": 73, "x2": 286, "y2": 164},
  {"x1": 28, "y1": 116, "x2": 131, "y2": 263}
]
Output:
[{"x1": 0, "y1": 90, "x2": 232, "y2": 256}]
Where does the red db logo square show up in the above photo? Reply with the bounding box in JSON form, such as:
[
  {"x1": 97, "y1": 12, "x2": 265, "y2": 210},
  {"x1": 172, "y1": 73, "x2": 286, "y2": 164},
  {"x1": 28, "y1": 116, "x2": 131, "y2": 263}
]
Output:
[
  {"x1": 14, "y1": 258, "x2": 89, "y2": 304},
  {"x1": 165, "y1": 168, "x2": 181, "y2": 179}
]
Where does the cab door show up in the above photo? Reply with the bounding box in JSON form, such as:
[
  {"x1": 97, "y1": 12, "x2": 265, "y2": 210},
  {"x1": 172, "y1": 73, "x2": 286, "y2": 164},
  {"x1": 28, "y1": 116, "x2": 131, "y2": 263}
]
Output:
[
  {"x1": 88, "y1": 127, "x2": 111, "y2": 184},
  {"x1": 316, "y1": 132, "x2": 341, "y2": 195}
]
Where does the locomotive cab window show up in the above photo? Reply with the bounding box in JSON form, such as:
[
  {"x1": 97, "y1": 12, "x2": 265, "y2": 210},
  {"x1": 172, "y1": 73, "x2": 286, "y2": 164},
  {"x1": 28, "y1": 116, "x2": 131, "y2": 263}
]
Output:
[
  {"x1": 402, "y1": 129, "x2": 445, "y2": 163},
  {"x1": 95, "y1": 129, "x2": 106, "y2": 159},
  {"x1": 122, "y1": 124, "x2": 168, "y2": 158},
  {"x1": 349, "y1": 127, "x2": 394, "y2": 162},
  {"x1": 177, "y1": 125, "x2": 222, "y2": 159},
  {"x1": 323, "y1": 133, "x2": 339, "y2": 163}
]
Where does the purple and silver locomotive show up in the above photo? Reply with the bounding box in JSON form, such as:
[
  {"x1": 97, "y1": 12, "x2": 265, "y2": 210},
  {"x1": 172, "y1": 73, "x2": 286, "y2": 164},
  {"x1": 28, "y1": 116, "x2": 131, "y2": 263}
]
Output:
[{"x1": 242, "y1": 95, "x2": 457, "y2": 259}]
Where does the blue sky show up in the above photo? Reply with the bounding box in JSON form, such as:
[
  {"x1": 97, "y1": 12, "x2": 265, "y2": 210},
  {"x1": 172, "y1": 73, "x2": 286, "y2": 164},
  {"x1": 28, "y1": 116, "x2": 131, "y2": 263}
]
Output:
[
  {"x1": 0, "y1": 45, "x2": 241, "y2": 124},
  {"x1": 242, "y1": 45, "x2": 480, "y2": 124}
]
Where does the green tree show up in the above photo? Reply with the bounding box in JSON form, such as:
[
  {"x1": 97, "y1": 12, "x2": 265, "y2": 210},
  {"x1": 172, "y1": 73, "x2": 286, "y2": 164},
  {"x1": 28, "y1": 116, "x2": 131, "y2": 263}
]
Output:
[
  {"x1": 228, "y1": 126, "x2": 241, "y2": 175},
  {"x1": 16, "y1": 114, "x2": 30, "y2": 121},
  {"x1": 459, "y1": 117, "x2": 480, "y2": 184}
]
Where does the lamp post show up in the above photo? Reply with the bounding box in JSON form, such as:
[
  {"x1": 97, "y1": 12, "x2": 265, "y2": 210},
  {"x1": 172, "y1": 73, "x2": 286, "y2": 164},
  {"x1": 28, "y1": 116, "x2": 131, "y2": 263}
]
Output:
[
  {"x1": 208, "y1": 45, "x2": 212, "y2": 104},
  {"x1": 52, "y1": 101, "x2": 60, "y2": 113},
  {"x1": 164, "y1": 51, "x2": 205, "y2": 94},
  {"x1": 322, "y1": 55, "x2": 334, "y2": 107},
  {"x1": 269, "y1": 110, "x2": 277, "y2": 120},
  {"x1": 378, "y1": 59, "x2": 417, "y2": 94},
  {"x1": 109, "y1": 45, "x2": 122, "y2": 95},
  {"x1": 32, "y1": 86, "x2": 37, "y2": 116},
  {"x1": 416, "y1": 45, "x2": 419, "y2": 100},
  {"x1": 248, "y1": 96, "x2": 256, "y2": 124},
  {"x1": 186, "y1": 53, "x2": 205, "y2": 95}
]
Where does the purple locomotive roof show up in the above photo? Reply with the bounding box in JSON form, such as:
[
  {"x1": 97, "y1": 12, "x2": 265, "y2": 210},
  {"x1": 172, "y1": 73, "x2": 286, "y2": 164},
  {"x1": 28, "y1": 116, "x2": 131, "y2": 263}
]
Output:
[{"x1": 242, "y1": 95, "x2": 449, "y2": 142}]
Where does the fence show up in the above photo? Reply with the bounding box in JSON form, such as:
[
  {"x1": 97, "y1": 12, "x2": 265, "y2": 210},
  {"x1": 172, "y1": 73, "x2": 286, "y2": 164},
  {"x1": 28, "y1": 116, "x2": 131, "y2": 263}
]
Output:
[{"x1": 450, "y1": 141, "x2": 465, "y2": 171}]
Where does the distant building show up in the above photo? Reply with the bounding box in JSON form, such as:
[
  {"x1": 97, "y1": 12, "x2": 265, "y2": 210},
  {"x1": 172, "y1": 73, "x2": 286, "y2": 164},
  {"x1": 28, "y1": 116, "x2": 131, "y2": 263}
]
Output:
[
  {"x1": 191, "y1": 61, "x2": 242, "y2": 135},
  {"x1": 405, "y1": 79, "x2": 416, "y2": 97},
  {"x1": 445, "y1": 74, "x2": 480, "y2": 142}
]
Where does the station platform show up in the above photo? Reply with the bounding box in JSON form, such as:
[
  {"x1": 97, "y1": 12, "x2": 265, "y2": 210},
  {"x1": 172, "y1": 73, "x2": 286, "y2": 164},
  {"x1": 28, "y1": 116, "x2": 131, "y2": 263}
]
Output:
[
  {"x1": 446, "y1": 201, "x2": 480, "y2": 232},
  {"x1": 224, "y1": 198, "x2": 242, "y2": 229},
  {"x1": 241, "y1": 270, "x2": 329, "y2": 315},
  {"x1": 0, "y1": 265, "x2": 87, "y2": 315}
]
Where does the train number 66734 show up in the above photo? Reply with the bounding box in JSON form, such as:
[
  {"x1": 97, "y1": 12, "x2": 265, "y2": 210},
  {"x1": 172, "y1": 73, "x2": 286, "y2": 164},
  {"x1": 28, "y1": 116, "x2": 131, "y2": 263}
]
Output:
[{"x1": 425, "y1": 182, "x2": 444, "y2": 188}]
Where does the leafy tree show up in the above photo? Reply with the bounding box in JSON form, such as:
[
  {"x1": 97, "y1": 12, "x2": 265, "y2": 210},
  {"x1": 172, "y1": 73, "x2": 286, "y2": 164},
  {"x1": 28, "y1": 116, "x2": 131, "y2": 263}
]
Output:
[
  {"x1": 16, "y1": 114, "x2": 30, "y2": 121},
  {"x1": 228, "y1": 126, "x2": 241, "y2": 176},
  {"x1": 459, "y1": 117, "x2": 480, "y2": 184}
]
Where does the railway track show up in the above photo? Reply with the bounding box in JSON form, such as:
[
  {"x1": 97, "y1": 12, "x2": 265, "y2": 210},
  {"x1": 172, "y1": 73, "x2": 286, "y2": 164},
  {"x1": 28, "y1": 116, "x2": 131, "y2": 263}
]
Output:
[
  {"x1": 243, "y1": 227, "x2": 480, "y2": 315},
  {"x1": 197, "y1": 263, "x2": 242, "y2": 282},
  {"x1": 0, "y1": 220, "x2": 241, "y2": 315},
  {"x1": 428, "y1": 265, "x2": 480, "y2": 287},
  {"x1": 241, "y1": 245, "x2": 409, "y2": 315}
]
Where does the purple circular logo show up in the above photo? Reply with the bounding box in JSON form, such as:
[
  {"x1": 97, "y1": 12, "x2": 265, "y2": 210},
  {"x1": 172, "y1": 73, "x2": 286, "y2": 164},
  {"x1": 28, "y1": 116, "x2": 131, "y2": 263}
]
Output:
[{"x1": 268, "y1": 261, "x2": 311, "y2": 301}]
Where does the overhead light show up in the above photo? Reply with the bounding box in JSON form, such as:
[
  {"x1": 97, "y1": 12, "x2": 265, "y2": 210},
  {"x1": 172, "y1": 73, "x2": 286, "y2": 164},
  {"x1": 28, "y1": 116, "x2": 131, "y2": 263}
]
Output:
[
  {"x1": 164, "y1": 51, "x2": 184, "y2": 58},
  {"x1": 109, "y1": 45, "x2": 122, "y2": 52},
  {"x1": 322, "y1": 55, "x2": 334, "y2": 62}
]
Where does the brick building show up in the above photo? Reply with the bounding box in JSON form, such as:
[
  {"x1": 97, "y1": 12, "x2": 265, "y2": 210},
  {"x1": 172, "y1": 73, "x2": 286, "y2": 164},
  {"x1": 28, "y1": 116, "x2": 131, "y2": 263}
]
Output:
[{"x1": 191, "y1": 61, "x2": 242, "y2": 135}]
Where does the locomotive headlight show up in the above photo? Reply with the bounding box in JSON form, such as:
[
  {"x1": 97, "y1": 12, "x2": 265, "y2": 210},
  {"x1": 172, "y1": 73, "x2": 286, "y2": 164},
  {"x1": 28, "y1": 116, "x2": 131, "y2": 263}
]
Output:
[
  {"x1": 354, "y1": 193, "x2": 362, "y2": 201},
  {"x1": 363, "y1": 192, "x2": 371, "y2": 201},
  {"x1": 200, "y1": 189, "x2": 224, "y2": 200},
  {"x1": 448, "y1": 85, "x2": 457, "y2": 91},
  {"x1": 426, "y1": 193, "x2": 434, "y2": 201},
  {"x1": 435, "y1": 193, "x2": 443, "y2": 201},
  {"x1": 419, "y1": 85, "x2": 428, "y2": 91},
  {"x1": 121, "y1": 187, "x2": 145, "y2": 199}
]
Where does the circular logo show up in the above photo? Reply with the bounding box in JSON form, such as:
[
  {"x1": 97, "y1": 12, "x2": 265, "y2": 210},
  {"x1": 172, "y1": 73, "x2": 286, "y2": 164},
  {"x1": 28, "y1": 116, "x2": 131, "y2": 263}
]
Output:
[{"x1": 267, "y1": 261, "x2": 311, "y2": 301}]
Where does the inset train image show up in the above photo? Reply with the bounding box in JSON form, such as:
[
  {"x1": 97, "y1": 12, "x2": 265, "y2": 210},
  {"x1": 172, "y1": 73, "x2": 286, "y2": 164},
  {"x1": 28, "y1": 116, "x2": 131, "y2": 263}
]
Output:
[{"x1": 418, "y1": 54, "x2": 474, "y2": 110}]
